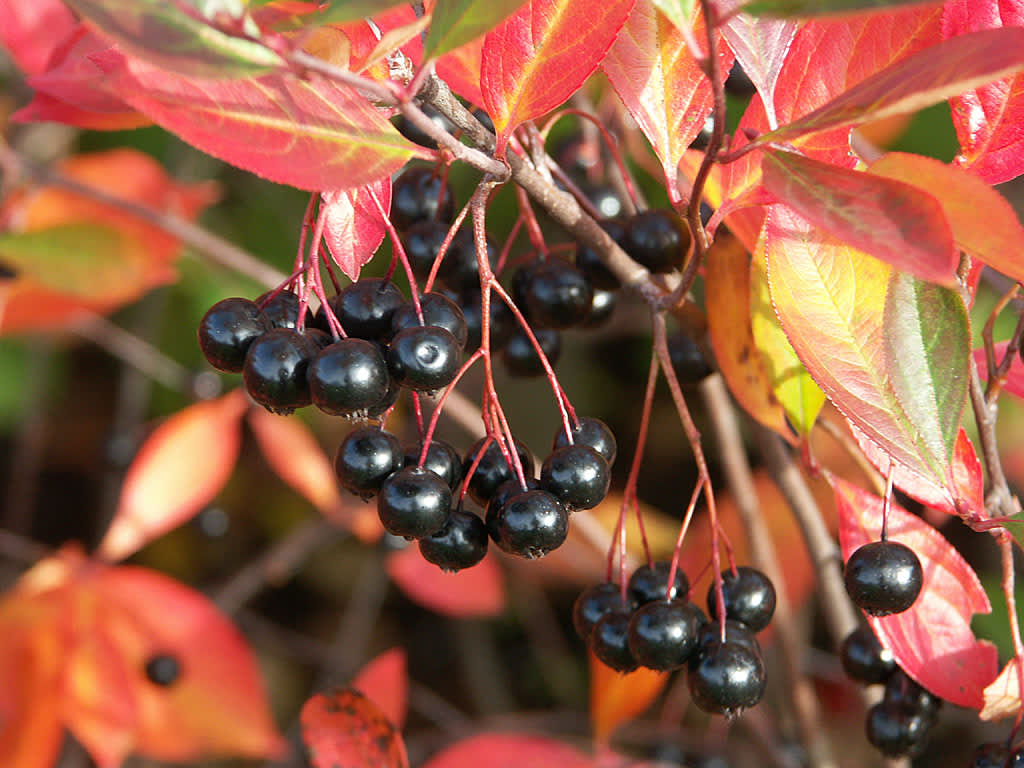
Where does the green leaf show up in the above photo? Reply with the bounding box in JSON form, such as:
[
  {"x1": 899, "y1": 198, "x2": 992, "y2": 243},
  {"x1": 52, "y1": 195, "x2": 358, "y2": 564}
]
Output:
[
  {"x1": 256, "y1": 0, "x2": 410, "y2": 28},
  {"x1": 63, "y1": 0, "x2": 282, "y2": 78},
  {"x1": 424, "y1": 0, "x2": 530, "y2": 59},
  {"x1": 742, "y1": 0, "x2": 940, "y2": 18},
  {"x1": 650, "y1": 0, "x2": 695, "y2": 31}
]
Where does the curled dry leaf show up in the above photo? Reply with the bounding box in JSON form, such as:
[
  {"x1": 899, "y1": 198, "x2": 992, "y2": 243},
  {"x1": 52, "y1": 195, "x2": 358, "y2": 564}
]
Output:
[
  {"x1": 301, "y1": 688, "x2": 409, "y2": 768},
  {"x1": 351, "y1": 648, "x2": 409, "y2": 730},
  {"x1": 981, "y1": 658, "x2": 1024, "y2": 721},
  {"x1": 98, "y1": 390, "x2": 247, "y2": 562},
  {"x1": 385, "y1": 546, "x2": 505, "y2": 618},
  {"x1": 834, "y1": 475, "x2": 998, "y2": 708}
]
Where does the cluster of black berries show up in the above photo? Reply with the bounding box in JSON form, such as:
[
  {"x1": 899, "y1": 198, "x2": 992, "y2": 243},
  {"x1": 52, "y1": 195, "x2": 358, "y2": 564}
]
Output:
[
  {"x1": 574, "y1": 563, "x2": 776, "y2": 717},
  {"x1": 844, "y1": 539, "x2": 923, "y2": 617},
  {"x1": 335, "y1": 416, "x2": 615, "y2": 570},
  {"x1": 839, "y1": 625, "x2": 942, "y2": 758},
  {"x1": 197, "y1": 279, "x2": 467, "y2": 416},
  {"x1": 971, "y1": 741, "x2": 1024, "y2": 767}
]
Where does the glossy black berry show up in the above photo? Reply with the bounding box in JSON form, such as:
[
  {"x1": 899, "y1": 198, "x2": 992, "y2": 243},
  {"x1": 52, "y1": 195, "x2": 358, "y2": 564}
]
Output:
[
  {"x1": 402, "y1": 219, "x2": 450, "y2": 280},
  {"x1": 840, "y1": 626, "x2": 895, "y2": 685},
  {"x1": 540, "y1": 444, "x2": 610, "y2": 511},
  {"x1": 393, "y1": 106, "x2": 454, "y2": 150},
  {"x1": 257, "y1": 290, "x2": 313, "y2": 330},
  {"x1": 883, "y1": 670, "x2": 942, "y2": 722},
  {"x1": 391, "y1": 166, "x2": 455, "y2": 230},
  {"x1": 489, "y1": 488, "x2": 568, "y2": 559},
  {"x1": 707, "y1": 567, "x2": 776, "y2": 633},
  {"x1": 552, "y1": 417, "x2": 617, "y2": 465},
  {"x1": 461, "y1": 292, "x2": 514, "y2": 351},
  {"x1": 366, "y1": 361, "x2": 401, "y2": 418},
  {"x1": 688, "y1": 639, "x2": 766, "y2": 716},
  {"x1": 387, "y1": 325, "x2": 461, "y2": 391},
  {"x1": 625, "y1": 209, "x2": 690, "y2": 274},
  {"x1": 865, "y1": 702, "x2": 930, "y2": 757},
  {"x1": 667, "y1": 331, "x2": 712, "y2": 383},
  {"x1": 576, "y1": 218, "x2": 626, "y2": 291},
  {"x1": 404, "y1": 439, "x2": 463, "y2": 491},
  {"x1": 629, "y1": 561, "x2": 689, "y2": 605},
  {"x1": 331, "y1": 279, "x2": 406, "y2": 341},
  {"x1": 335, "y1": 426, "x2": 403, "y2": 498},
  {"x1": 308, "y1": 339, "x2": 390, "y2": 417},
  {"x1": 844, "y1": 540, "x2": 923, "y2": 617},
  {"x1": 627, "y1": 599, "x2": 706, "y2": 670},
  {"x1": 591, "y1": 609, "x2": 638, "y2": 673},
  {"x1": 573, "y1": 582, "x2": 632, "y2": 642},
  {"x1": 242, "y1": 328, "x2": 318, "y2": 414},
  {"x1": 377, "y1": 466, "x2": 452, "y2": 539},
  {"x1": 485, "y1": 476, "x2": 539, "y2": 541},
  {"x1": 523, "y1": 260, "x2": 594, "y2": 329},
  {"x1": 582, "y1": 289, "x2": 616, "y2": 328},
  {"x1": 696, "y1": 619, "x2": 760, "y2": 658},
  {"x1": 970, "y1": 743, "x2": 1024, "y2": 768},
  {"x1": 198, "y1": 297, "x2": 270, "y2": 372},
  {"x1": 391, "y1": 293, "x2": 468, "y2": 349},
  {"x1": 419, "y1": 508, "x2": 488, "y2": 572},
  {"x1": 437, "y1": 228, "x2": 499, "y2": 293},
  {"x1": 144, "y1": 653, "x2": 182, "y2": 686},
  {"x1": 463, "y1": 437, "x2": 534, "y2": 505},
  {"x1": 502, "y1": 327, "x2": 561, "y2": 377}
]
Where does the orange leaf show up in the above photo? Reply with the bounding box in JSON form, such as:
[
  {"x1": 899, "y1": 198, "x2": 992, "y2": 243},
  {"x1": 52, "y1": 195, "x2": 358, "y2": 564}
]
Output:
[
  {"x1": 98, "y1": 390, "x2": 247, "y2": 561},
  {"x1": 385, "y1": 546, "x2": 505, "y2": 617},
  {"x1": 705, "y1": 229, "x2": 796, "y2": 443},
  {"x1": 301, "y1": 688, "x2": 408, "y2": 768},
  {"x1": 589, "y1": 650, "x2": 668, "y2": 747},
  {"x1": 351, "y1": 648, "x2": 408, "y2": 730}
]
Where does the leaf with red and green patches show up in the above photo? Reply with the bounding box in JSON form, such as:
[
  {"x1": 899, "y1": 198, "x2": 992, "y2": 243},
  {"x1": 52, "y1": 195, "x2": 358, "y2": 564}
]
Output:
[
  {"x1": 765, "y1": 205, "x2": 970, "y2": 501},
  {"x1": 481, "y1": 0, "x2": 635, "y2": 154},
  {"x1": 425, "y1": 0, "x2": 531, "y2": 59},
  {"x1": 98, "y1": 391, "x2": 248, "y2": 561},
  {"x1": 754, "y1": 27, "x2": 1024, "y2": 147},
  {"x1": 743, "y1": 0, "x2": 942, "y2": 17},
  {"x1": 749, "y1": 229, "x2": 824, "y2": 437},
  {"x1": 64, "y1": 0, "x2": 283, "y2": 77},
  {"x1": 943, "y1": 0, "x2": 1024, "y2": 184},
  {"x1": 255, "y1": 0, "x2": 410, "y2": 28},
  {"x1": 834, "y1": 476, "x2": 997, "y2": 709},
  {"x1": 321, "y1": 177, "x2": 391, "y2": 282},
  {"x1": 602, "y1": 0, "x2": 732, "y2": 203},
  {"x1": 301, "y1": 688, "x2": 408, "y2": 768},
  {"x1": 650, "y1": 0, "x2": 694, "y2": 31},
  {"x1": 869, "y1": 152, "x2": 1024, "y2": 282},
  {"x1": 761, "y1": 149, "x2": 957, "y2": 285},
  {"x1": 720, "y1": 14, "x2": 800, "y2": 129},
  {"x1": 92, "y1": 49, "x2": 429, "y2": 192},
  {"x1": 385, "y1": 547, "x2": 505, "y2": 617}
]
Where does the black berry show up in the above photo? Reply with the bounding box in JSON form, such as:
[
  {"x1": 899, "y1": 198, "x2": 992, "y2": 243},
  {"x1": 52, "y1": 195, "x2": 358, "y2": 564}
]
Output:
[
  {"x1": 419, "y1": 508, "x2": 488, "y2": 572},
  {"x1": 485, "y1": 476, "x2": 540, "y2": 542},
  {"x1": 627, "y1": 599, "x2": 706, "y2": 670},
  {"x1": 840, "y1": 626, "x2": 896, "y2": 685},
  {"x1": 883, "y1": 669, "x2": 942, "y2": 722},
  {"x1": 552, "y1": 417, "x2": 617, "y2": 465},
  {"x1": 402, "y1": 219, "x2": 449, "y2": 281},
  {"x1": 573, "y1": 582, "x2": 632, "y2": 642},
  {"x1": 489, "y1": 488, "x2": 568, "y2": 559},
  {"x1": 865, "y1": 702, "x2": 930, "y2": 757},
  {"x1": 461, "y1": 291, "x2": 514, "y2": 351},
  {"x1": 582, "y1": 288, "x2": 616, "y2": 328},
  {"x1": 844, "y1": 540, "x2": 923, "y2": 617},
  {"x1": 667, "y1": 331, "x2": 712, "y2": 383},
  {"x1": 242, "y1": 328, "x2": 319, "y2": 414},
  {"x1": 144, "y1": 653, "x2": 182, "y2": 686},
  {"x1": 522, "y1": 260, "x2": 594, "y2": 329},
  {"x1": 502, "y1": 327, "x2": 561, "y2": 377},
  {"x1": 404, "y1": 439, "x2": 463, "y2": 491},
  {"x1": 629, "y1": 561, "x2": 689, "y2": 605},
  {"x1": 331, "y1": 278, "x2": 406, "y2": 341},
  {"x1": 308, "y1": 338, "x2": 390, "y2": 417},
  {"x1": 377, "y1": 466, "x2": 452, "y2": 539},
  {"x1": 591, "y1": 609, "x2": 638, "y2": 673},
  {"x1": 387, "y1": 325, "x2": 461, "y2": 391},
  {"x1": 335, "y1": 426, "x2": 403, "y2": 498},
  {"x1": 391, "y1": 292, "x2": 468, "y2": 349},
  {"x1": 393, "y1": 106, "x2": 454, "y2": 150},
  {"x1": 624, "y1": 209, "x2": 689, "y2": 274},
  {"x1": 696, "y1": 619, "x2": 761, "y2": 658},
  {"x1": 257, "y1": 290, "x2": 313, "y2": 330},
  {"x1": 576, "y1": 218, "x2": 626, "y2": 291},
  {"x1": 540, "y1": 444, "x2": 610, "y2": 511},
  {"x1": 707, "y1": 567, "x2": 776, "y2": 633},
  {"x1": 970, "y1": 743, "x2": 1024, "y2": 768},
  {"x1": 437, "y1": 228, "x2": 499, "y2": 293},
  {"x1": 688, "y1": 639, "x2": 766, "y2": 716},
  {"x1": 391, "y1": 166, "x2": 455, "y2": 230},
  {"x1": 463, "y1": 437, "x2": 534, "y2": 505},
  {"x1": 198, "y1": 297, "x2": 270, "y2": 372}
]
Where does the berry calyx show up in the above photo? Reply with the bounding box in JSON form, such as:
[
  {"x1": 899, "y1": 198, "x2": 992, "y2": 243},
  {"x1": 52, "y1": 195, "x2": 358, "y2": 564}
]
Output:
[
  {"x1": 419, "y1": 508, "x2": 488, "y2": 572},
  {"x1": 552, "y1": 417, "x2": 617, "y2": 465},
  {"x1": 377, "y1": 466, "x2": 452, "y2": 539},
  {"x1": 844, "y1": 540, "x2": 923, "y2": 617},
  {"x1": 308, "y1": 338, "x2": 390, "y2": 417},
  {"x1": 335, "y1": 426, "x2": 403, "y2": 498},
  {"x1": 198, "y1": 297, "x2": 269, "y2": 372},
  {"x1": 624, "y1": 209, "x2": 689, "y2": 274},
  {"x1": 242, "y1": 328, "x2": 319, "y2": 414},
  {"x1": 688, "y1": 638, "x2": 767, "y2": 716},
  {"x1": 590, "y1": 609, "x2": 638, "y2": 673},
  {"x1": 489, "y1": 488, "x2": 568, "y2": 559},
  {"x1": 627, "y1": 599, "x2": 706, "y2": 671},
  {"x1": 539, "y1": 444, "x2": 610, "y2": 511},
  {"x1": 144, "y1": 653, "x2": 182, "y2": 686},
  {"x1": 387, "y1": 325, "x2": 462, "y2": 391},
  {"x1": 573, "y1": 582, "x2": 632, "y2": 642},
  {"x1": 840, "y1": 626, "x2": 896, "y2": 685},
  {"x1": 707, "y1": 567, "x2": 776, "y2": 633},
  {"x1": 628, "y1": 561, "x2": 689, "y2": 605}
]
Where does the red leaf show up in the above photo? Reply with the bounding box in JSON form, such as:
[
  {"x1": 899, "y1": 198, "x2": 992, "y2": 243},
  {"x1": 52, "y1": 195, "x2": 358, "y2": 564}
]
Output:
[
  {"x1": 0, "y1": 0, "x2": 77, "y2": 75},
  {"x1": 351, "y1": 649, "x2": 408, "y2": 730},
  {"x1": 385, "y1": 547, "x2": 505, "y2": 617},
  {"x1": 301, "y1": 688, "x2": 408, "y2": 768},
  {"x1": 421, "y1": 733, "x2": 593, "y2": 768},
  {"x1": 602, "y1": 0, "x2": 732, "y2": 202},
  {"x1": 92, "y1": 48, "x2": 429, "y2": 192},
  {"x1": 868, "y1": 152, "x2": 1024, "y2": 283},
  {"x1": 761, "y1": 149, "x2": 957, "y2": 286},
  {"x1": 720, "y1": 15, "x2": 800, "y2": 130},
  {"x1": 322, "y1": 177, "x2": 391, "y2": 282},
  {"x1": 943, "y1": 0, "x2": 1024, "y2": 184},
  {"x1": 481, "y1": 0, "x2": 635, "y2": 154},
  {"x1": 98, "y1": 390, "x2": 247, "y2": 561},
  {"x1": 834, "y1": 476, "x2": 998, "y2": 709},
  {"x1": 974, "y1": 340, "x2": 1024, "y2": 400},
  {"x1": 435, "y1": 36, "x2": 486, "y2": 106}
]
